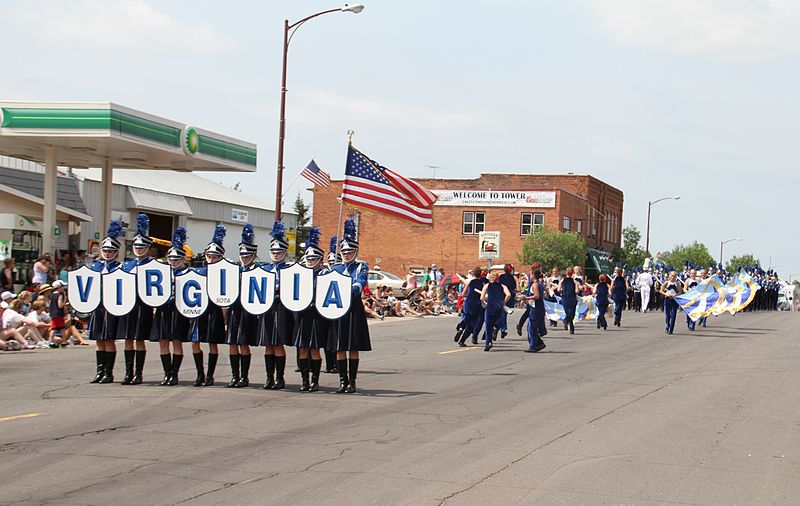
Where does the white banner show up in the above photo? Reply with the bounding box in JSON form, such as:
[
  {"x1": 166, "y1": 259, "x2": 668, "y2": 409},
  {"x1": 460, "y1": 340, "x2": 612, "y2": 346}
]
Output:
[
  {"x1": 315, "y1": 270, "x2": 352, "y2": 320},
  {"x1": 136, "y1": 260, "x2": 172, "y2": 308},
  {"x1": 102, "y1": 269, "x2": 137, "y2": 317},
  {"x1": 434, "y1": 190, "x2": 556, "y2": 208},
  {"x1": 240, "y1": 266, "x2": 276, "y2": 315},
  {"x1": 279, "y1": 263, "x2": 314, "y2": 312},
  {"x1": 175, "y1": 269, "x2": 208, "y2": 319},
  {"x1": 206, "y1": 259, "x2": 240, "y2": 307},
  {"x1": 67, "y1": 265, "x2": 101, "y2": 314}
]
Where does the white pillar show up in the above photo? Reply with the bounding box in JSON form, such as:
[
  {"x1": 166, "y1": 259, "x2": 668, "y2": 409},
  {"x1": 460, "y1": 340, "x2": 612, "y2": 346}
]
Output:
[
  {"x1": 43, "y1": 146, "x2": 58, "y2": 256},
  {"x1": 100, "y1": 157, "x2": 113, "y2": 237}
]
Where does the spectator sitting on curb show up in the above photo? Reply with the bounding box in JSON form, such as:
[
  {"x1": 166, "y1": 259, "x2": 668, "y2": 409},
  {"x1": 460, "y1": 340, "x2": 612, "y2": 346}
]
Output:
[{"x1": 1, "y1": 302, "x2": 35, "y2": 350}]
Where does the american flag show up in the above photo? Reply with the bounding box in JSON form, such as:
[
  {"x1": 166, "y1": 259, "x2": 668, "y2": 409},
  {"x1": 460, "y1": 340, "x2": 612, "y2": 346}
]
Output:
[
  {"x1": 301, "y1": 159, "x2": 331, "y2": 188},
  {"x1": 342, "y1": 145, "x2": 436, "y2": 226}
]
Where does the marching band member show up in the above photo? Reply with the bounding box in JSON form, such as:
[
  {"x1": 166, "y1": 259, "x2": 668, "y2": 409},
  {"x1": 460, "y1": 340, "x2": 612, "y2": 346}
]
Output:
[
  {"x1": 328, "y1": 220, "x2": 371, "y2": 393},
  {"x1": 480, "y1": 270, "x2": 511, "y2": 351},
  {"x1": 323, "y1": 236, "x2": 339, "y2": 374},
  {"x1": 152, "y1": 227, "x2": 194, "y2": 386},
  {"x1": 88, "y1": 220, "x2": 123, "y2": 384},
  {"x1": 592, "y1": 274, "x2": 611, "y2": 330},
  {"x1": 294, "y1": 226, "x2": 328, "y2": 392},
  {"x1": 261, "y1": 221, "x2": 293, "y2": 390},
  {"x1": 521, "y1": 269, "x2": 547, "y2": 352},
  {"x1": 457, "y1": 267, "x2": 487, "y2": 347},
  {"x1": 118, "y1": 213, "x2": 154, "y2": 385},
  {"x1": 660, "y1": 270, "x2": 683, "y2": 335},
  {"x1": 557, "y1": 269, "x2": 578, "y2": 335},
  {"x1": 193, "y1": 224, "x2": 227, "y2": 386},
  {"x1": 684, "y1": 268, "x2": 699, "y2": 331},
  {"x1": 226, "y1": 224, "x2": 259, "y2": 388},
  {"x1": 497, "y1": 264, "x2": 517, "y2": 339},
  {"x1": 611, "y1": 267, "x2": 629, "y2": 327}
]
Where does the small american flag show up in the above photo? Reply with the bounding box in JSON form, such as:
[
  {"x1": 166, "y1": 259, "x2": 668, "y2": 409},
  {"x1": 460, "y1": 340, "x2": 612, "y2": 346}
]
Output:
[
  {"x1": 342, "y1": 145, "x2": 435, "y2": 226},
  {"x1": 301, "y1": 159, "x2": 331, "y2": 188}
]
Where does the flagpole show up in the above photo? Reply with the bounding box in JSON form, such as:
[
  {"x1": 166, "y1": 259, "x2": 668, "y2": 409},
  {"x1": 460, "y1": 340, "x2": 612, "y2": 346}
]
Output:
[{"x1": 336, "y1": 130, "x2": 354, "y2": 244}]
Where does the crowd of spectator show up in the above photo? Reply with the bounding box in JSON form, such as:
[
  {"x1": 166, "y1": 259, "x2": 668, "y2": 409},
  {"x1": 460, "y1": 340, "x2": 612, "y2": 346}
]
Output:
[{"x1": 0, "y1": 251, "x2": 89, "y2": 352}]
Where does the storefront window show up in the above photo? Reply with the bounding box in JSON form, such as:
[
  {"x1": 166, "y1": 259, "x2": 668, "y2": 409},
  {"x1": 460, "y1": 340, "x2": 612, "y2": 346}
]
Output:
[
  {"x1": 463, "y1": 211, "x2": 485, "y2": 235},
  {"x1": 521, "y1": 213, "x2": 544, "y2": 235}
]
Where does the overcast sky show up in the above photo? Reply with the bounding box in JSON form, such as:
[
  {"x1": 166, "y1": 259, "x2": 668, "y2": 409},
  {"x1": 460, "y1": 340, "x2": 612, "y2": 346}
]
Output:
[{"x1": 2, "y1": 0, "x2": 797, "y2": 277}]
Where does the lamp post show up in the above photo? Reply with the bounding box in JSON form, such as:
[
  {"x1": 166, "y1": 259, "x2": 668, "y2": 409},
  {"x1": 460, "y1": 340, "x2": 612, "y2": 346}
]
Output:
[
  {"x1": 275, "y1": 3, "x2": 365, "y2": 221},
  {"x1": 789, "y1": 273, "x2": 799, "y2": 283},
  {"x1": 719, "y1": 237, "x2": 743, "y2": 267},
  {"x1": 645, "y1": 195, "x2": 680, "y2": 256}
]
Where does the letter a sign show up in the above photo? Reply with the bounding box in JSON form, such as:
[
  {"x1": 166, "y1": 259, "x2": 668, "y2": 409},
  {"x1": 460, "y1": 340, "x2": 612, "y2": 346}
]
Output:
[
  {"x1": 206, "y1": 259, "x2": 240, "y2": 307},
  {"x1": 137, "y1": 260, "x2": 172, "y2": 308},
  {"x1": 102, "y1": 268, "x2": 137, "y2": 317},
  {"x1": 315, "y1": 270, "x2": 352, "y2": 320},
  {"x1": 67, "y1": 265, "x2": 101, "y2": 313},
  {"x1": 279, "y1": 263, "x2": 314, "y2": 312},
  {"x1": 240, "y1": 266, "x2": 276, "y2": 315},
  {"x1": 175, "y1": 269, "x2": 208, "y2": 319}
]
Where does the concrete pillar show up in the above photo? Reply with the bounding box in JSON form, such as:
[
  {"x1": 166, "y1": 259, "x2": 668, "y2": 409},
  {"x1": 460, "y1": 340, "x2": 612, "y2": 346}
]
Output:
[
  {"x1": 100, "y1": 157, "x2": 113, "y2": 237},
  {"x1": 43, "y1": 146, "x2": 58, "y2": 255}
]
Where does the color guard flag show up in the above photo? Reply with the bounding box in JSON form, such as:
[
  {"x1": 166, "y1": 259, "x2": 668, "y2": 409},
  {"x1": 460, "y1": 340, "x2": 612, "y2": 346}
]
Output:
[
  {"x1": 342, "y1": 145, "x2": 436, "y2": 225},
  {"x1": 301, "y1": 159, "x2": 331, "y2": 188}
]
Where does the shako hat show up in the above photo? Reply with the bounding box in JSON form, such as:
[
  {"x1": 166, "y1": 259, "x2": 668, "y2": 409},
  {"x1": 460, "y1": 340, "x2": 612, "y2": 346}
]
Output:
[
  {"x1": 303, "y1": 226, "x2": 324, "y2": 260},
  {"x1": 269, "y1": 221, "x2": 288, "y2": 252},
  {"x1": 339, "y1": 219, "x2": 358, "y2": 253},
  {"x1": 101, "y1": 220, "x2": 123, "y2": 251},
  {"x1": 132, "y1": 213, "x2": 153, "y2": 249},
  {"x1": 205, "y1": 223, "x2": 226, "y2": 256},
  {"x1": 166, "y1": 227, "x2": 187, "y2": 259},
  {"x1": 239, "y1": 224, "x2": 257, "y2": 256}
]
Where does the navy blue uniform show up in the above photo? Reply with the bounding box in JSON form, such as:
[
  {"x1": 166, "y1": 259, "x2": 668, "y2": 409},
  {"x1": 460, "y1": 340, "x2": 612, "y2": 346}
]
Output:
[
  {"x1": 482, "y1": 281, "x2": 506, "y2": 347},
  {"x1": 327, "y1": 260, "x2": 372, "y2": 352},
  {"x1": 459, "y1": 277, "x2": 488, "y2": 344},
  {"x1": 294, "y1": 265, "x2": 330, "y2": 350},
  {"x1": 151, "y1": 266, "x2": 197, "y2": 343},
  {"x1": 88, "y1": 260, "x2": 121, "y2": 341},
  {"x1": 226, "y1": 263, "x2": 260, "y2": 346},
  {"x1": 260, "y1": 260, "x2": 294, "y2": 347},
  {"x1": 611, "y1": 275, "x2": 627, "y2": 326},
  {"x1": 117, "y1": 257, "x2": 155, "y2": 341},
  {"x1": 560, "y1": 278, "x2": 578, "y2": 333},
  {"x1": 595, "y1": 281, "x2": 610, "y2": 330}
]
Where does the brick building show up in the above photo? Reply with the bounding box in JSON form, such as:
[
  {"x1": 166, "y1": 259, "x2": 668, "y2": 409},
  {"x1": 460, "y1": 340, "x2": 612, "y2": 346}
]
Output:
[{"x1": 312, "y1": 173, "x2": 623, "y2": 278}]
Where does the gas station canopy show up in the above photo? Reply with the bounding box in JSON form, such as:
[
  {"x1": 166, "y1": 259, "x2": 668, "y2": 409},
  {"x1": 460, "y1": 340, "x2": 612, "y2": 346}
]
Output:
[{"x1": 0, "y1": 100, "x2": 258, "y2": 254}]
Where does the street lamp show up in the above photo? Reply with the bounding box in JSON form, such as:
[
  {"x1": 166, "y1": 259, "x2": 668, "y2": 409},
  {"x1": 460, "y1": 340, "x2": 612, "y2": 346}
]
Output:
[
  {"x1": 645, "y1": 195, "x2": 680, "y2": 256},
  {"x1": 789, "y1": 273, "x2": 799, "y2": 283},
  {"x1": 719, "y1": 237, "x2": 743, "y2": 267},
  {"x1": 275, "y1": 3, "x2": 365, "y2": 221}
]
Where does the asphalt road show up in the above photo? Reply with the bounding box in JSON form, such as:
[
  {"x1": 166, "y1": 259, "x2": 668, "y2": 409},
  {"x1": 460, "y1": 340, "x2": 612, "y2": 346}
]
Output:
[{"x1": 1, "y1": 310, "x2": 798, "y2": 505}]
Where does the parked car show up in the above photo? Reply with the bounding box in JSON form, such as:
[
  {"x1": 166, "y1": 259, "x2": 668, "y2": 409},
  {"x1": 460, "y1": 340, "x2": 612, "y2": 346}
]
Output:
[{"x1": 368, "y1": 270, "x2": 406, "y2": 297}]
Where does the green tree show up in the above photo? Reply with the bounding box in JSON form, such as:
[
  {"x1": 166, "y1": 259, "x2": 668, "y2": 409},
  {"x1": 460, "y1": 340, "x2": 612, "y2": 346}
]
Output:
[
  {"x1": 293, "y1": 193, "x2": 310, "y2": 228},
  {"x1": 726, "y1": 254, "x2": 760, "y2": 273},
  {"x1": 659, "y1": 241, "x2": 714, "y2": 271},
  {"x1": 293, "y1": 193, "x2": 311, "y2": 249},
  {"x1": 611, "y1": 225, "x2": 646, "y2": 268},
  {"x1": 518, "y1": 226, "x2": 587, "y2": 271}
]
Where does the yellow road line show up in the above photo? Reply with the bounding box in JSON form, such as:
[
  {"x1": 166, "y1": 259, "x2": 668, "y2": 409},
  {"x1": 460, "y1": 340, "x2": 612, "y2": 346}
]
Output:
[
  {"x1": 439, "y1": 347, "x2": 480, "y2": 355},
  {"x1": 0, "y1": 413, "x2": 41, "y2": 423}
]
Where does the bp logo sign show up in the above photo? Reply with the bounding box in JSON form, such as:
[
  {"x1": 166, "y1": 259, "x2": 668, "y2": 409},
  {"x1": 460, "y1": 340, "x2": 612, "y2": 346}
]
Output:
[{"x1": 182, "y1": 126, "x2": 199, "y2": 155}]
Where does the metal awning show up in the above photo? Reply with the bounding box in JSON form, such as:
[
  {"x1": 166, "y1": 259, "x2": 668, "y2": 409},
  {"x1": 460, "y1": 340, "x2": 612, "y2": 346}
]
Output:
[
  {"x1": 127, "y1": 187, "x2": 193, "y2": 216},
  {"x1": 0, "y1": 182, "x2": 92, "y2": 222}
]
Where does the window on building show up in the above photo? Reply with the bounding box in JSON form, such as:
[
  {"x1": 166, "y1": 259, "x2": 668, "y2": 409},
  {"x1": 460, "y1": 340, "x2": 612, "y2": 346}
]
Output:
[
  {"x1": 576, "y1": 220, "x2": 582, "y2": 235},
  {"x1": 563, "y1": 216, "x2": 571, "y2": 231},
  {"x1": 463, "y1": 211, "x2": 485, "y2": 235},
  {"x1": 520, "y1": 212, "x2": 544, "y2": 235}
]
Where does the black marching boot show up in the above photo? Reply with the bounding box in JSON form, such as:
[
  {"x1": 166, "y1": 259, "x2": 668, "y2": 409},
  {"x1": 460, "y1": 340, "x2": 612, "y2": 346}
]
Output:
[
  {"x1": 263, "y1": 354, "x2": 275, "y2": 389},
  {"x1": 121, "y1": 350, "x2": 135, "y2": 385},
  {"x1": 99, "y1": 351, "x2": 116, "y2": 383},
  {"x1": 299, "y1": 359, "x2": 310, "y2": 392},
  {"x1": 324, "y1": 349, "x2": 337, "y2": 373},
  {"x1": 204, "y1": 353, "x2": 218, "y2": 386},
  {"x1": 90, "y1": 350, "x2": 105, "y2": 383},
  {"x1": 336, "y1": 359, "x2": 349, "y2": 393},
  {"x1": 227, "y1": 354, "x2": 240, "y2": 388},
  {"x1": 345, "y1": 358, "x2": 359, "y2": 394},
  {"x1": 193, "y1": 352, "x2": 205, "y2": 387},
  {"x1": 272, "y1": 355, "x2": 286, "y2": 390},
  {"x1": 168, "y1": 354, "x2": 183, "y2": 385},
  {"x1": 237, "y1": 354, "x2": 250, "y2": 387},
  {"x1": 310, "y1": 358, "x2": 322, "y2": 392},
  {"x1": 132, "y1": 349, "x2": 145, "y2": 385},
  {"x1": 160, "y1": 353, "x2": 172, "y2": 385}
]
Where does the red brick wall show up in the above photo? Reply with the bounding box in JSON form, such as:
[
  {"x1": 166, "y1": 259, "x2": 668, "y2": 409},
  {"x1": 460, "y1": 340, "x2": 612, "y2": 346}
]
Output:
[{"x1": 312, "y1": 174, "x2": 623, "y2": 277}]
